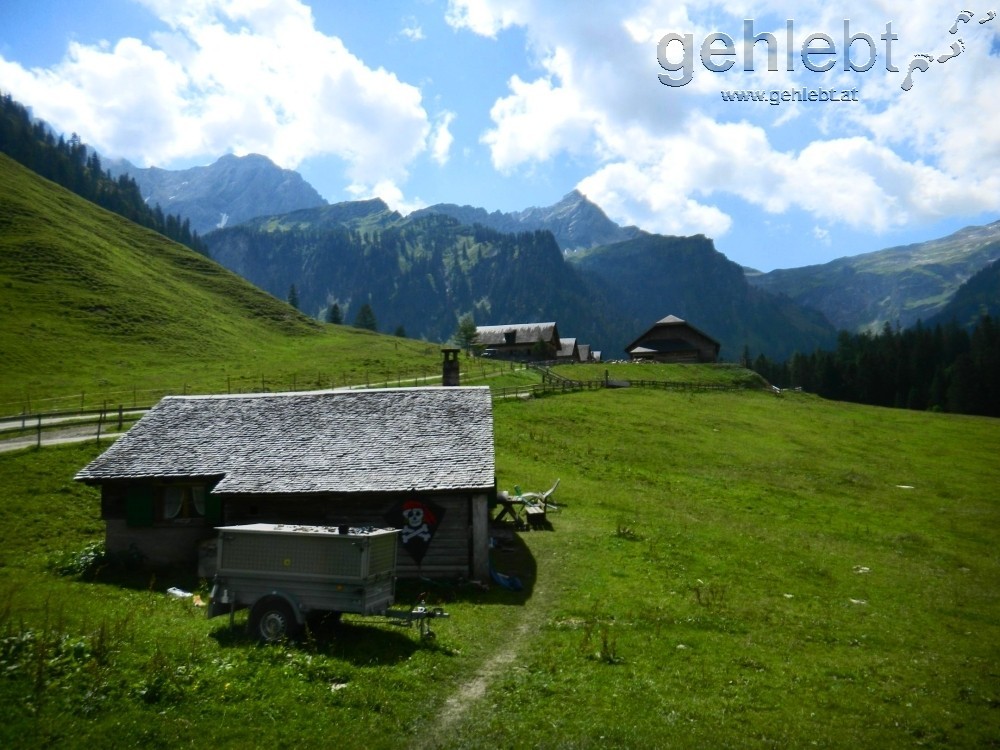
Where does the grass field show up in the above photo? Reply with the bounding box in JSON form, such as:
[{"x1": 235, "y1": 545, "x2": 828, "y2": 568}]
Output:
[
  {"x1": 0, "y1": 154, "x2": 449, "y2": 415},
  {"x1": 1, "y1": 382, "x2": 997, "y2": 749},
  {"x1": 3, "y1": 145, "x2": 998, "y2": 748}
]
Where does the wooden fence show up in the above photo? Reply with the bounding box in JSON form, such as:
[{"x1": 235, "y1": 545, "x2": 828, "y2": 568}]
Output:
[
  {"x1": 494, "y1": 369, "x2": 762, "y2": 400},
  {"x1": 2, "y1": 364, "x2": 762, "y2": 445}
]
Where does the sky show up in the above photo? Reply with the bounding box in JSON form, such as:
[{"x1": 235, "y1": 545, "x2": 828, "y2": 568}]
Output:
[{"x1": 1, "y1": 1, "x2": 999, "y2": 272}]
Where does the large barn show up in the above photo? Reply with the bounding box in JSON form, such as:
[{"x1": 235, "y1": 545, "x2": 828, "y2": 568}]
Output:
[
  {"x1": 476, "y1": 322, "x2": 561, "y2": 360},
  {"x1": 75, "y1": 386, "x2": 496, "y2": 581},
  {"x1": 625, "y1": 315, "x2": 721, "y2": 363}
]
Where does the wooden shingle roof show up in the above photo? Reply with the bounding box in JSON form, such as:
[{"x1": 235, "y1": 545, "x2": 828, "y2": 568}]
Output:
[
  {"x1": 476, "y1": 322, "x2": 558, "y2": 346},
  {"x1": 557, "y1": 338, "x2": 578, "y2": 358},
  {"x1": 76, "y1": 387, "x2": 495, "y2": 495}
]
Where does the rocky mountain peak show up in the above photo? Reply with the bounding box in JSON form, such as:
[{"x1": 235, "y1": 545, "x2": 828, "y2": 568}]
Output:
[{"x1": 108, "y1": 153, "x2": 327, "y2": 235}]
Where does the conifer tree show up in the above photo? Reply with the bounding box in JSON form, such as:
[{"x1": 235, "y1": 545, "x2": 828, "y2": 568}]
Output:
[
  {"x1": 354, "y1": 302, "x2": 377, "y2": 331},
  {"x1": 454, "y1": 313, "x2": 478, "y2": 353}
]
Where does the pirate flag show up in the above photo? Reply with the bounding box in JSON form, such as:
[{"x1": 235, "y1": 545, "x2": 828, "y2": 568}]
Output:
[{"x1": 384, "y1": 497, "x2": 446, "y2": 564}]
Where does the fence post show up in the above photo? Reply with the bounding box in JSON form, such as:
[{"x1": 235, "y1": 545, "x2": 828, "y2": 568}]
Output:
[
  {"x1": 118, "y1": 404, "x2": 123, "y2": 431},
  {"x1": 36, "y1": 415, "x2": 42, "y2": 449}
]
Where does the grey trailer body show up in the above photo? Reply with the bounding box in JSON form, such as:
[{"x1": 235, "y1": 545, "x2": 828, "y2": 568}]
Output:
[{"x1": 208, "y1": 523, "x2": 400, "y2": 641}]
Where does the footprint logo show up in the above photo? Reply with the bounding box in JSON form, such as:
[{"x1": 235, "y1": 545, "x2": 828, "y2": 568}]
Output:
[{"x1": 901, "y1": 9, "x2": 995, "y2": 91}]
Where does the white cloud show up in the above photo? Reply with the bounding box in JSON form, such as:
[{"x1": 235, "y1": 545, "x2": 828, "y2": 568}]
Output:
[
  {"x1": 1, "y1": 37, "x2": 195, "y2": 163},
  {"x1": 0, "y1": 0, "x2": 434, "y2": 198},
  {"x1": 453, "y1": 0, "x2": 1000, "y2": 236},
  {"x1": 578, "y1": 160, "x2": 733, "y2": 238},
  {"x1": 3, "y1": 0, "x2": 997, "y2": 243},
  {"x1": 430, "y1": 111, "x2": 456, "y2": 165},
  {"x1": 444, "y1": 0, "x2": 528, "y2": 38},
  {"x1": 400, "y1": 17, "x2": 425, "y2": 41},
  {"x1": 482, "y1": 64, "x2": 597, "y2": 172}
]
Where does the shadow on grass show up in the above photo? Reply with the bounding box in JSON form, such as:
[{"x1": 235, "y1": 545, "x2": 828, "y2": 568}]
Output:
[
  {"x1": 64, "y1": 527, "x2": 537, "y2": 651},
  {"x1": 205, "y1": 616, "x2": 443, "y2": 665}
]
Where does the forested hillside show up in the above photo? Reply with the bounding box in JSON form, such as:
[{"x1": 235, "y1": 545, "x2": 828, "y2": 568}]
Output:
[
  {"x1": 207, "y1": 212, "x2": 616, "y2": 347},
  {"x1": 569, "y1": 233, "x2": 838, "y2": 360},
  {"x1": 751, "y1": 316, "x2": 1000, "y2": 417},
  {"x1": 206, "y1": 203, "x2": 838, "y2": 359},
  {"x1": 927, "y1": 258, "x2": 1000, "y2": 329},
  {"x1": 0, "y1": 92, "x2": 207, "y2": 255}
]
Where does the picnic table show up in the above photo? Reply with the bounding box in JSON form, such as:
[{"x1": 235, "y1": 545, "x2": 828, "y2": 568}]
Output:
[{"x1": 493, "y1": 480, "x2": 560, "y2": 529}]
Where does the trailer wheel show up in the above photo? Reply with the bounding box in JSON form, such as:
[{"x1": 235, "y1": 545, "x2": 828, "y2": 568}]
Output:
[{"x1": 249, "y1": 597, "x2": 300, "y2": 643}]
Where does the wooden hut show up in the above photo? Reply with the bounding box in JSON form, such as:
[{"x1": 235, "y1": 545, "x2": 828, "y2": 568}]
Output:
[
  {"x1": 625, "y1": 315, "x2": 720, "y2": 363},
  {"x1": 75, "y1": 387, "x2": 495, "y2": 581}
]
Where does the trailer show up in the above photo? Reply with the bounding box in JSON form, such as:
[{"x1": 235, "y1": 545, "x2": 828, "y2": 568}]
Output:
[{"x1": 207, "y1": 523, "x2": 446, "y2": 642}]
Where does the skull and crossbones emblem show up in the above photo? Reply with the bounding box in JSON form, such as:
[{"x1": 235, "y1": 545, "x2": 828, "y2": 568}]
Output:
[{"x1": 401, "y1": 501, "x2": 435, "y2": 544}]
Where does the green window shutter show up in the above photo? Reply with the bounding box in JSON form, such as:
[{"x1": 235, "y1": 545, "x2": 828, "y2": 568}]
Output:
[
  {"x1": 125, "y1": 485, "x2": 155, "y2": 527},
  {"x1": 205, "y1": 493, "x2": 222, "y2": 524}
]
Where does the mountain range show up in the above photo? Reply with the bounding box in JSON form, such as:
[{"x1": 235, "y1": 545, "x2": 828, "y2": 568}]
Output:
[
  {"x1": 204, "y1": 196, "x2": 836, "y2": 360},
  {"x1": 411, "y1": 190, "x2": 643, "y2": 252},
  {"x1": 107, "y1": 154, "x2": 326, "y2": 236},
  {"x1": 747, "y1": 221, "x2": 1000, "y2": 333},
  {"x1": 109, "y1": 152, "x2": 999, "y2": 358}
]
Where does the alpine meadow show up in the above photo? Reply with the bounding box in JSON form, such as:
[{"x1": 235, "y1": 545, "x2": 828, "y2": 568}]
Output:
[{"x1": 2, "y1": 102, "x2": 999, "y2": 750}]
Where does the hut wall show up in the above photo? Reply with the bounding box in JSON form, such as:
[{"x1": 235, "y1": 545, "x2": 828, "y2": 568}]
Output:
[{"x1": 98, "y1": 482, "x2": 489, "y2": 579}]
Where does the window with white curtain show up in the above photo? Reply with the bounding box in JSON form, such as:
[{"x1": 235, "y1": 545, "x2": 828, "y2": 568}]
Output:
[{"x1": 159, "y1": 485, "x2": 206, "y2": 523}]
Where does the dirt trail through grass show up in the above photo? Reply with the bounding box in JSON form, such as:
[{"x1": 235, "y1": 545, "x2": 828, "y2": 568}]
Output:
[{"x1": 412, "y1": 589, "x2": 548, "y2": 749}]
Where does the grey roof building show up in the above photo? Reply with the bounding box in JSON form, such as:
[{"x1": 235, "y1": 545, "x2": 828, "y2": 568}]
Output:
[
  {"x1": 76, "y1": 387, "x2": 496, "y2": 579},
  {"x1": 476, "y1": 322, "x2": 561, "y2": 359}
]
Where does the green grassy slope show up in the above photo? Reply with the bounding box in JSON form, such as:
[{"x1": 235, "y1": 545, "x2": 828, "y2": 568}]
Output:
[
  {"x1": 0, "y1": 154, "x2": 444, "y2": 413},
  {"x1": 1, "y1": 148, "x2": 996, "y2": 747},
  {"x1": 0, "y1": 388, "x2": 996, "y2": 747}
]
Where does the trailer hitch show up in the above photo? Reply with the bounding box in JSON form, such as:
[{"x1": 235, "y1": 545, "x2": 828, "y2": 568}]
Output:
[{"x1": 385, "y1": 595, "x2": 450, "y2": 639}]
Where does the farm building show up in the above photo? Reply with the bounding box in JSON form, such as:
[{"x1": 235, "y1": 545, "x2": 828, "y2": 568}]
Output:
[
  {"x1": 476, "y1": 321, "x2": 561, "y2": 360},
  {"x1": 556, "y1": 338, "x2": 596, "y2": 363},
  {"x1": 556, "y1": 338, "x2": 579, "y2": 362},
  {"x1": 625, "y1": 315, "x2": 721, "y2": 363},
  {"x1": 74, "y1": 386, "x2": 496, "y2": 581}
]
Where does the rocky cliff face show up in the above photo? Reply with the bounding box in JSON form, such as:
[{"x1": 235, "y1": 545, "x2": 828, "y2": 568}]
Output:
[
  {"x1": 107, "y1": 153, "x2": 327, "y2": 236},
  {"x1": 411, "y1": 189, "x2": 642, "y2": 252}
]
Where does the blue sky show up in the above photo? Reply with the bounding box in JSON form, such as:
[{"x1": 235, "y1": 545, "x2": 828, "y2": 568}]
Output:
[{"x1": 2, "y1": 1, "x2": 999, "y2": 271}]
